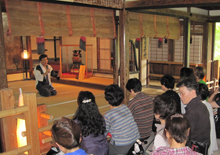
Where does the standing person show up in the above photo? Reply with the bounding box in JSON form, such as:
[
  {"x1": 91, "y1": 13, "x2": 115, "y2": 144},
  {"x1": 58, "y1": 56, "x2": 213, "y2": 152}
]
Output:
[
  {"x1": 126, "y1": 78, "x2": 154, "y2": 141},
  {"x1": 151, "y1": 114, "x2": 202, "y2": 155},
  {"x1": 34, "y1": 54, "x2": 60, "y2": 97},
  {"x1": 194, "y1": 66, "x2": 206, "y2": 84},
  {"x1": 152, "y1": 95, "x2": 176, "y2": 151},
  {"x1": 177, "y1": 78, "x2": 210, "y2": 154},
  {"x1": 160, "y1": 74, "x2": 181, "y2": 114},
  {"x1": 51, "y1": 117, "x2": 87, "y2": 155},
  {"x1": 73, "y1": 91, "x2": 108, "y2": 155},
  {"x1": 198, "y1": 83, "x2": 218, "y2": 155},
  {"x1": 104, "y1": 84, "x2": 140, "y2": 155}
]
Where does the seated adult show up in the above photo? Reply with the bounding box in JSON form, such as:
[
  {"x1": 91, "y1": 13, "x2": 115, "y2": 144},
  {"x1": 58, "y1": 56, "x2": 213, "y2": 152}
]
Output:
[
  {"x1": 151, "y1": 114, "x2": 202, "y2": 155},
  {"x1": 152, "y1": 95, "x2": 176, "y2": 151},
  {"x1": 126, "y1": 78, "x2": 154, "y2": 141},
  {"x1": 160, "y1": 74, "x2": 181, "y2": 114},
  {"x1": 198, "y1": 83, "x2": 218, "y2": 155},
  {"x1": 179, "y1": 67, "x2": 196, "y2": 114},
  {"x1": 177, "y1": 78, "x2": 210, "y2": 154},
  {"x1": 34, "y1": 54, "x2": 60, "y2": 97},
  {"x1": 194, "y1": 66, "x2": 206, "y2": 84},
  {"x1": 104, "y1": 84, "x2": 140, "y2": 155},
  {"x1": 73, "y1": 91, "x2": 108, "y2": 155},
  {"x1": 51, "y1": 117, "x2": 87, "y2": 155}
]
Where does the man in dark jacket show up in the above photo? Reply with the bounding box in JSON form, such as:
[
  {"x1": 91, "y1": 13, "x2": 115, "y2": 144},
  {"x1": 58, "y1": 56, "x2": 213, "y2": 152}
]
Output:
[{"x1": 177, "y1": 78, "x2": 210, "y2": 154}]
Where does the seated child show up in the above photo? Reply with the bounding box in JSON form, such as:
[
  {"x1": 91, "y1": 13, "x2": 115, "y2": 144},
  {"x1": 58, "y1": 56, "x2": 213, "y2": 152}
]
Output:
[
  {"x1": 152, "y1": 95, "x2": 176, "y2": 151},
  {"x1": 160, "y1": 74, "x2": 181, "y2": 114},
  {"x1": 151, "y1": 114, "x2": 202, "y2": 155},
  {"x1": 104, "y1": 84, "x2": 140, "y2": 155},
  {"x1": 194, "y1": 66, "x2": 206, "y2": 84},
  {"x1": 51, "y1": 117, "x2": 87, "y2": 155}
]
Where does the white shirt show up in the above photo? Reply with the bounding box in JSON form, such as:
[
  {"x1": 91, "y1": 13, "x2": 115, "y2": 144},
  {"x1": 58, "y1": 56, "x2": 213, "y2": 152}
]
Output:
[{"x1": 202, "y1": 100, "x2": 218, "y2": 155}]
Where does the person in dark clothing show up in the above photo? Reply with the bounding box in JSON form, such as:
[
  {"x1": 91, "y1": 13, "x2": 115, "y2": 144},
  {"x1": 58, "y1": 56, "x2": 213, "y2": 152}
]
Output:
[
  {"x1": 160, "y1": 74, "x2": 181, "y2": 114},
  {"x1": 34, "y1": 54, "x2": 60, "y2": 97},
  {"x1": 177, "y1": 78, "x2": 210, "y2": 154}
]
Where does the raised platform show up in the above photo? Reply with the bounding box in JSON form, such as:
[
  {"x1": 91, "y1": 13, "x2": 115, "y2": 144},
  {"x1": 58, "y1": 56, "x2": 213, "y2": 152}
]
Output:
[{"x1": 51, "y1": 76, "x2": 113, "y2": 90}]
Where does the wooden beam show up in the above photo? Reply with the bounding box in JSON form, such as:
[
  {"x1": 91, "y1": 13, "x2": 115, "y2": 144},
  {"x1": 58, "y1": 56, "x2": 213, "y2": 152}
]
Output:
[
  {"x1": 183, "y1": 18, "x2": 191, "y2": 67},
  {"x1": 125, "y1": 0, "x2": 220, "y2": 9},
  {"x1": 0, "y1": 1, "x2": 8, "y2": 89},
  {"x1": 130, "y1": 9, "x2": 208, "y2": 22},
  {"x1": 202, "y1": 23, "x2": 208, "y2": 71}
]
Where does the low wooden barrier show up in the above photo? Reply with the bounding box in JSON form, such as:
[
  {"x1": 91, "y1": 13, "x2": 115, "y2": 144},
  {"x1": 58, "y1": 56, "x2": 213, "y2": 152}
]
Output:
[
  {"x1": 0, "y1": 89, "x2": 54, "y2": 155},
  {"x1": 0, "y1": 89, "x2": 40, "y2": 155}
]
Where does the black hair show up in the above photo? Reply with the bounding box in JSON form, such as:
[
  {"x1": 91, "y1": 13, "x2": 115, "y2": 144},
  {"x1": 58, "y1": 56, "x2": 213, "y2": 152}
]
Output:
[
  {"x1": 73, "y1": 91, "x2": 106, "y2": 137},
  {"x1": 165, "y1": 114, "x2": 190, "y2": 143},
  {"x1": 180, "y1": 67, "x2": 196, "y2": 80},
  {"x1": 198, "y1": 83, "x2": 209, "y2": 101},
  {"x1": 52, "y1": 117, "x2": 81, "y2": 149},
  {"x1": 194, "y1": 66, "x2": 206, "y2": 80},
  {"x1": 160, "y1": 74, "x2": 175, "y2": 89},
  {"x1": 177, "y1": 78, "x2": 198, "y2": 95},
  {"x1": 39, "y1": 54, "x2": 48, "y2": 61},
  {"x1": 153, "y1": 95, "x2": 176, "y2": 120},
  {"x1": 126, "y1": 78, "x2": 142, "y2": 92},
  {"x1": 105, "y1": 84, "x2": 124, "y2": 106}
]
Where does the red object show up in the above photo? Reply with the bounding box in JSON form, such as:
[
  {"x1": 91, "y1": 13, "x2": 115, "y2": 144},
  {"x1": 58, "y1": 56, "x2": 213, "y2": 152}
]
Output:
[{"x1": 107, "y1": 132, "x2": 112, "y2": 141}]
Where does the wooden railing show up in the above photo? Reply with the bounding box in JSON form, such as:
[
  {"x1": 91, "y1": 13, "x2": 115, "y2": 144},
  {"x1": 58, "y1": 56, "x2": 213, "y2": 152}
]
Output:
[{"x1": 0, "y1": 89, "x2": 54, "y2": 155}]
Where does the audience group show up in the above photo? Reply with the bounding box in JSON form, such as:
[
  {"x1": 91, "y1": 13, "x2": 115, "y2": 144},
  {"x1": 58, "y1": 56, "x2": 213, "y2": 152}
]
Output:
[{"x1": 51, "y1": 66, "x2": 219, "y2": 155}]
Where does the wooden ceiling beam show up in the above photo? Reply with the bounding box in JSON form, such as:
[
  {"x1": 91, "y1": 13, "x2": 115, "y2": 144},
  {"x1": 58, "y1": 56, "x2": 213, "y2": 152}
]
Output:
[
  {"x1": 132, "y1": 9, "x2": 208, "y2": 22},
  {"x1": 125, "y1": 0, "x2": 220, "y2": 9}
]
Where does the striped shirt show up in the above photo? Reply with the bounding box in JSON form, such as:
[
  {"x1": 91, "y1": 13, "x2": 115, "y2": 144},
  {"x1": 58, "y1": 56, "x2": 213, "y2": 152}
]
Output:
[
  {"x1": 127, "y1": 92, "x2": 154, "y2": 139},
  {"x1": 151, "y1": 146, "x2": 202, "y2": 155},
  {"x1": 104, "y1": 104, "x2": 140, "y2": 146}
]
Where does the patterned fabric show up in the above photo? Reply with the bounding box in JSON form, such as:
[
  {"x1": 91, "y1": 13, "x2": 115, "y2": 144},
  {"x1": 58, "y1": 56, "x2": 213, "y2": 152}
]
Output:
[
  {"x1": 127, "y1": 92, "x2": 154, "y2": 139},
  {"x1": 151, "y1": 146, "x2": 202, "y2": 155},
  {"x1": 104, "y1": 104, "x2": 140, "y2": 146}
]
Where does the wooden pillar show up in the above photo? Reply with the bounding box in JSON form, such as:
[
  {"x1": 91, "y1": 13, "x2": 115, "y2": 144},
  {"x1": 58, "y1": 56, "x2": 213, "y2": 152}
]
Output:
[
  {"x1": 0, "y1": 3, "x2": 8, "y2": 89},
  {"x1": 183, "y1": 17, "x2": 190, "y2": 67},
  {"x1": 23, "y1": 93, "x2": 40, "y2": 155},
  {"x1": 0, "y1": 89, "x2": 17, "y2": 152},
  {"x1": 26, "y1": 36, "x2": 33, "y2": 78},
  {"x1": 113, "y1": 14, "x2": 119, "y2": 85},
  {"x1": 206, "y1": 23, "x2": 214, "y2": 81},
  {"x1": 119, "y1": 8, "x2": 129, "y2": 104}
]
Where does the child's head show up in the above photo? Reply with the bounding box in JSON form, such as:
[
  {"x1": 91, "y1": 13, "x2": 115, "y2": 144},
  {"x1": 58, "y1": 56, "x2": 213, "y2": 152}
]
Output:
[
  {"x1": 194, "y1": 66, "x2": 206, "y2": 81},
  {"x1": 160, "y1": 74, "x2": 175, "y2": 89},
  {"x1": 104, "y1": 84, "x2": 124, "y2": 106},
  {"x1": 153, "y1": 95, "x2": 176, "y2": 120},
  {"x1": 165, "y1": 114, "x2": 190, "y2": 144},
  {"x1": 126, "y1": 78, "x2": 142, "y2": 93},
  {"x1": 52, "y1": 117, "x2": 81, "y2": 152}
]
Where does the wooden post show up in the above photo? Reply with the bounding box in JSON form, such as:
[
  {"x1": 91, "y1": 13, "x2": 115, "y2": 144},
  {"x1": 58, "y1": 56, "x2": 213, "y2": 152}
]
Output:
[
  {"x1": 113, "y1": 13, "x2": 119, "y2": 85},
  {"x1": 183, "y1": 17, "x2": 190, "y2": 67},
  {"x1": 97, "y1": 38, "x2": 100, "y2": 70},
  {"x1": 119, "y1": 6, "x2": 129, "y2": 104},
  {"x1": 23, "y1": 93, "x2": 40, "y2": 155},
  {"x1": 26, "y1": 36, "x2": 33, "y2": 78},
  {"x1": 0, "y1": 89, "x2": 17, "y2": 152},
  {"x1": 0, "y1": 2, "x2": 8, "y2": 89}
]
